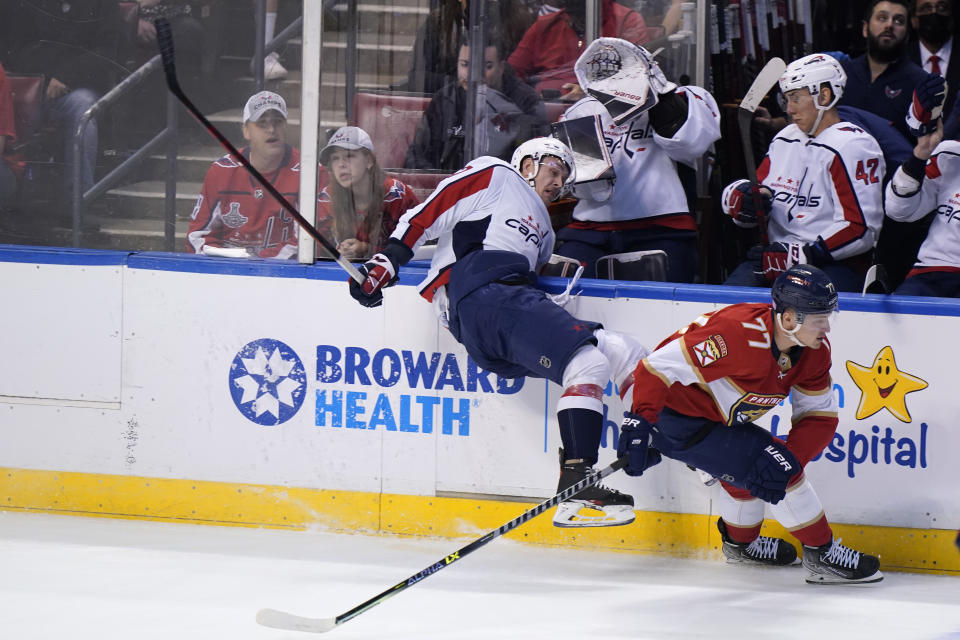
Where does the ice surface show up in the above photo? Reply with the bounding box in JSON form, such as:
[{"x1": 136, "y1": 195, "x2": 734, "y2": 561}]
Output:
[{"x1": 1, "y1": 511, "x2": 958, "y2": 639}]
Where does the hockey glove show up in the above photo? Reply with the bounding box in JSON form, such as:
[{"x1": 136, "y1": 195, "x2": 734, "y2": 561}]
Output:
[
  {"x1": 907, "y1": 72, "x2": 947, "y2": 137},
  {"x1": 759, "y1": 238, "x2": 830, "y2": 283},
  {"x1": 349, "y1": 252, "x2": 399, "y2": 308},
  {"x1": 617, "y1": 412, "x2": 663, "y2": 477},
  {"x1": 721, "y1": 179, "x2": 772, "y2": 228},
  {"x1": 742, "y1": 441, "x2": 800, "y2": 504}
]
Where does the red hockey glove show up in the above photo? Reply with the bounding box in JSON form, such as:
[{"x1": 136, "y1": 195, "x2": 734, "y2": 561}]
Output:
[{"x1": 349, "y1": 253, "x2": 398, "y2": 308}]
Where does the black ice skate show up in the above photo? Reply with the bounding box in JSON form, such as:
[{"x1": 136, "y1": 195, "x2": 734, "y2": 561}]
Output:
[
  {"x1": 802, "y1": 537, "x2": 883, "y2": 584},
  {"x1": 553, "y1": 451, "x2": 635, "y2": 528},
  {"x1": 717, "y1": 518, "x2": 799, "y2": 565}
]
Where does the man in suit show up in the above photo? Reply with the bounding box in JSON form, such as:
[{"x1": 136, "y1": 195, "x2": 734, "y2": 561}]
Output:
[{"x1": 908, "y1": 0, "x2": 958, "y2": 117}]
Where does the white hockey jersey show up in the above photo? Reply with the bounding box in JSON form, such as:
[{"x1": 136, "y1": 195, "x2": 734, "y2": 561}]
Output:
[
  {"x1": 390, "y1": 156, "x2": 554, "y2": 304},
  {"x1": 884, "y1": 139, "x2": 960, "y2": 270},
  {"x1": 757, "y1": 122, "x2": 884, "y2": 261},
  {"x1": 560, "y1": 86, "x2": 721, "y2": 223}
]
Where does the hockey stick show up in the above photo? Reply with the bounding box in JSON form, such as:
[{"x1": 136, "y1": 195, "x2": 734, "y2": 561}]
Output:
[
  {"x1": 256, "y1": 456, "x2": 628, "y2": 634},
  {"x1": 153, "y1": 18, "x2": 364, "y2": 284},
  {"x1": 738, "y1": 56, "x2": 786, "y2": 244}
]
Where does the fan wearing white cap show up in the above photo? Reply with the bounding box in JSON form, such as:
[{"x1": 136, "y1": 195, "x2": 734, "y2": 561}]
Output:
[
  {"x1": 721, "y1": 54, "x2": 885, "y2": 292},
  {"x1": 317, "y1": 126, "x2": 420, "y2": 261},
  {"x1": 185, "y1": 91, "x2": 300, "y2": 259}
]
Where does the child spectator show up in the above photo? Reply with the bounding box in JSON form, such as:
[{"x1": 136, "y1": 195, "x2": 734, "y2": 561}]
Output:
[{"x1": 318, "y1": 126, "x2": 420, "y2": 261}]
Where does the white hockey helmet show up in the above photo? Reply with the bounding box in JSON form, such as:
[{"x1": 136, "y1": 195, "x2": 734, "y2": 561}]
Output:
[
  {"x1": 510, "y1": 136, "x2": 576, "y2": 192},
  {"x1": 779, "y1": 53, "x2": 846, "y2": 109}
]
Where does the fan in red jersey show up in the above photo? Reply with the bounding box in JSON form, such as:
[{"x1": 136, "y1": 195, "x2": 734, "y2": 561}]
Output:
[{"x1": 185, "y1": 91, "x2": 300, "y2": 259}]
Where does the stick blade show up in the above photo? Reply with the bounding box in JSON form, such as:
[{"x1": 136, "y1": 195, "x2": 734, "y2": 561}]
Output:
[
  {"x1": 256, "y1": 608, "x2": 337, "y2": 634},
  {"x1": 740, "y1": 57, "x2": 787, "y2": 113}
]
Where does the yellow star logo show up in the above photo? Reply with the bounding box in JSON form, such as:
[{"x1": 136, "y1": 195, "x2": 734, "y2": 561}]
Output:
[{"x1": 846, "y1": 346, "x2": 928, "y2": 422}]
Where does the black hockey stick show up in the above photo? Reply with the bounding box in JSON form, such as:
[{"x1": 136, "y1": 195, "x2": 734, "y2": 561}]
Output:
[
  {"x1": 256, "y1": 456, "x2": 629, "y2": 634},
  {"x1": 154, "y1": 18, "x2": 364, "y2": 284},
  {"x1": 738, "y1": 56, "x2": 786, "y2": 244}
]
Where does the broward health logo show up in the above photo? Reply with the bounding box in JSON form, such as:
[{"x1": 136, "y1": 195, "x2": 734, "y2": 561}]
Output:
[{"x1": 229, "y1": 339, "x2": 306, "y2": 425}]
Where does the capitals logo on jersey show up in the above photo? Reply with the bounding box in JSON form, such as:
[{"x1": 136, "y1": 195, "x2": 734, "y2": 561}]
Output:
[
  {"x1": 384, "y1": 181, "x2": 407, "y2": 203},
  {"x1": 692, "y1": 334, "x2": 728, "y2": 367}
]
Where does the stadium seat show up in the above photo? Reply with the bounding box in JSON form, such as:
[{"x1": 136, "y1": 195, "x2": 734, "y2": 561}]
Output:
[
  {"x1": 7, "y1": 74, "x2": 44, "y2": 144},
  {"x1": 595, "y1": 250, "x2": 668, "y2": 281},
  {"x1": 352, "y1": 92, "x2": 431, "y2": 169},
  {"x1": 544, "y1": 101, "x2": 568, "y2": 124},
  {"x1": 387, "y1": 170, "x2": 450, "y2": 202},
  {"x1": 540, "y1": 253, "x2": 583, "y2": 277}
]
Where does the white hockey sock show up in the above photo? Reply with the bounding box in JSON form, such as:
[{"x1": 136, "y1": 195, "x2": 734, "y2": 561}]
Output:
[
  {"x1": 717, "y1": 486, "x2": 765, "y2": 529},
  {"x1": 768, "y1": 475, "x2": 825, "y2": 530}
]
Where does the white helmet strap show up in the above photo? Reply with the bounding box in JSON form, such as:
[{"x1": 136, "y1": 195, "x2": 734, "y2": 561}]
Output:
[{"x1": 775, "y1": 310, "x2": 805, "y2": 347}]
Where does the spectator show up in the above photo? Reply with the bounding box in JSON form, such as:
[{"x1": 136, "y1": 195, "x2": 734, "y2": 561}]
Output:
[
  {"x1": 349, "y1": 137, "x2": 646, "y2": 529},
  {"x1": 908, "y1": 0, "x2": 957, "y2": 117},
  {"x1": 404, "y1": 37, "x2": 548, "y2": 171},
  {"x1": 8, "y1": 0, "x2": 123, "y2": 207},
  {"x1": 132, "y1": 1, "x2": 207, "y2": 114},
  {"x1": 556, "y1": 38, "x2": 721, "y2": 282},
  {"x1": 253, "y1": 0, "x2": 287, "y2": 81},
  {"x1": 0, "y1": 62, "x2": 21, "y2": 206},
  {"x1": 405, "y1": 0, "x2": 535, "y2": 95},
  {"x1": 508, "y1": 0, "x2": 648, "y2": 100},
  {"x1": 185, "y1": 91, "x2": 299, "y2": 259},
  {"x1": 838, "y1": 0, "x2": 926, "y2": 142},
  {"x1": 617, "y1": 265, "x2": 883, "y2": 584},
  {"x1": 318, "y1": 126, "x2": 421, "y2": 261},
  {"x1": 722, "y1": 54, "x2": 884, "y2": 293},
  {"x1": 884, "y1": 119, "x2": 960, "y2": 297}
]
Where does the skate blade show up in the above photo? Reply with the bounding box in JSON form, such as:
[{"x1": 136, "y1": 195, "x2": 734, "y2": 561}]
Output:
[
  {"x1": 553, "y1": 503, "x2": 635, "y2": 528},
  {"x1": 804, "y1": 570, "x2": 884, "y2": 585}
]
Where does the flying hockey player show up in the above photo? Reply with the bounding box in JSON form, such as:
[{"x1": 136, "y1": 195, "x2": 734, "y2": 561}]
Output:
[
  {"x1": 347, "y1": 137, "x2": 648, "y2": 528},
  {"x1": 557, "y1": 38, "x2": 721, "y2": 282},
  {"x1": 883, "y1": 75, "x2": 960, "y2": 297},
  {"x1": 616, "y1": 265, "x2": 883, "y2": 584},
  {"x1": 722, "y1": 54, "x2": 884, "y2": 292}
]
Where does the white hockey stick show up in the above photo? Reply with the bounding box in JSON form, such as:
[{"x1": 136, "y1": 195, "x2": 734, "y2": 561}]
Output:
[
  {"x1": 256, "y1": 457, "x2": 627, "y2": 633},
  {"x1": 738, "y1": 56, "x2": 786, "y2": 242}
]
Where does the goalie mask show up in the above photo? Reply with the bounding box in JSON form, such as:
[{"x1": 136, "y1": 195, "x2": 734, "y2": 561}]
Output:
[
  {"x1": 574, "y1": 37, "x2": 669, "y2": 125},
  {"x1": 772, "y1": 265, "x2": 839, "y2": 346},
  {"x1": 510, "y1": 137, "x2": 576, "y2": 198},
  {"x1": 779, "y1": 53, "x2": 846, "y2": 135}
]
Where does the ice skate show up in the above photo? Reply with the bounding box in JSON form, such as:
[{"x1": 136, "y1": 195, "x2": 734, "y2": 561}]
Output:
[
  {"x1": 553, "y1": 451, "x2": 635, "y2": 528},
  {"x1": 802, "y1": 537, "x2": 883, "y2": 584},
  {"x1": 717, "y1": 518, "x2": 799, "y2": 565}
]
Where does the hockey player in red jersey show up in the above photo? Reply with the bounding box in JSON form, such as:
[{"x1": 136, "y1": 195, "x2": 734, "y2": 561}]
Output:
[
  {"x1": 722, "y1": 54, "x2": 884, "y2": 292},
  {"x1": 348, "y1": 137, "x2": 651, "y2": 528},
  {"x1": 185, "y1": 91, "x2": 300, "y2": 259},
  {"x1": 617, "y1": 265, "x2": 883, "y2": 584}
]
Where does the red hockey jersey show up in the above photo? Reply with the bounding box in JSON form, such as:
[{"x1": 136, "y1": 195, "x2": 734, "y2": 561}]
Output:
[
  {"x1": 315, "y1": 177, "x2": 420, "y2": 254},
  {"x1": 185, "y1": 145, "x2": 300, "y2": 259},
  {"x1": 630, "y1": 303, "x2": 838, "y2": 465}
]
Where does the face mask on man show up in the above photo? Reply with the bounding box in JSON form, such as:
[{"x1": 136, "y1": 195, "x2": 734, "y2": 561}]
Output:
[{"x1": 917, "y1": 13, "x2": 953, "y2": 49}]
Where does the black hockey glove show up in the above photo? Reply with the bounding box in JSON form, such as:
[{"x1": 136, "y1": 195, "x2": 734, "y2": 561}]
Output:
[
  {"x1": 617, "y1": 412, "x2": 662, "y2": 477},
  {"x1": 742, "y1": 441, "x2": 800, "y2": 504}
]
